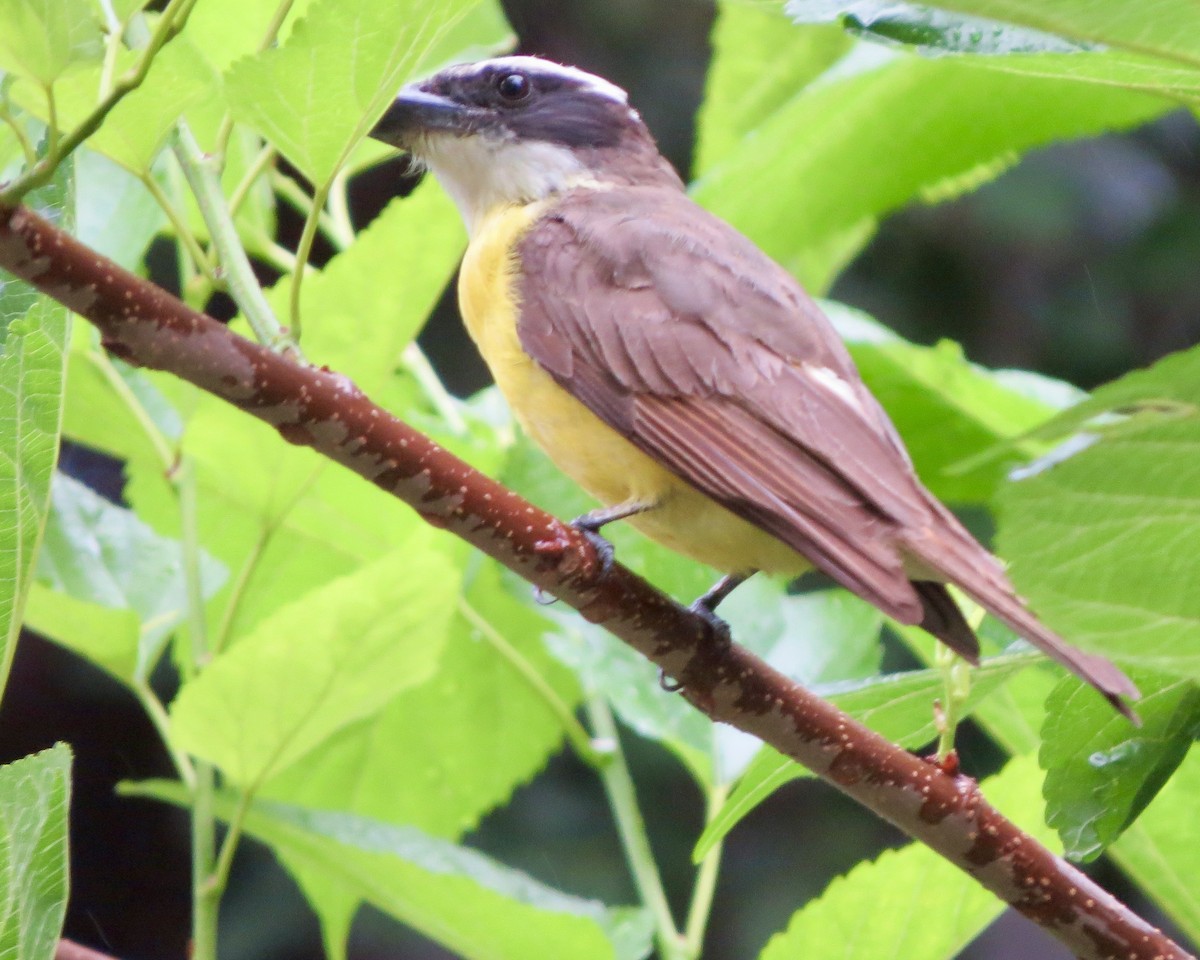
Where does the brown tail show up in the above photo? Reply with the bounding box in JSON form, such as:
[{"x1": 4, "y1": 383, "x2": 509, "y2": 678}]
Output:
[{"x1": 908, "y1": 507, "x2": 1140, "y2": 722}]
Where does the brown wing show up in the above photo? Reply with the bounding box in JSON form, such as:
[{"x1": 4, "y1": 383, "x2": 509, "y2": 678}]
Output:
[
  {"x1": 515, "y1": 184, "x2": 1139, "y2": 715},
  {"x1": 516, "y1": 185, "x2": 935, "y2": 624}
]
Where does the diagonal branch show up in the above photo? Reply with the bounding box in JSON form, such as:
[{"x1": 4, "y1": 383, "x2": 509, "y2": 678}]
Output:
[{"x1": 1, "y1": 202, "x2": 1191, "y2": 960}]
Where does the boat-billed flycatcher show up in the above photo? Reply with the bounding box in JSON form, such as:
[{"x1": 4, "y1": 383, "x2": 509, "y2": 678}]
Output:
[{"x1": 371, "y1": 55, "x2": 1137, "y2": 717}]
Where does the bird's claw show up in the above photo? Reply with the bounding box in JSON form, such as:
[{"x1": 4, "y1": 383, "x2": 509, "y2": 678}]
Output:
[
  {"x1": 569, "y1": 515, "x2": 617, "y2": 577},
  {"x1": 658, "y1": 669, "x2": 684, "y2": 693},
  {"x1": 689, "y1": 596, "x2": 733, "y2": 649}
]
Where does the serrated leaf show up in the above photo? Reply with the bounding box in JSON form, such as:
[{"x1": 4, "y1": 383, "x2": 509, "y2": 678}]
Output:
[
  {"x1": 122, "y1": 392, "x2": 437, "y2": 642},
  {"x1": 824, "y1": 300, "x2": 1071, "y2": 503},
  {"x1": 695, "y1": 8, "x2": 851, "y2": 176},
  {"x1": 0, "y1": 294, "x2": 69, "y2": 702},
  {"x1": 692, "y1": 38, "x2": 1170, "y2": 292},
  {"x1": 170, "y1": 534, "x2": 458, "y2": 783},
  {"x1": 282, "y1": 180, "x2": 464, "y2": 392},
  {"x1": 126, "y1": 781, "x2": 653, "y2": 960},
  {"x1": 180, "y1": 0, "x2": 320, "y2": 75},
  {"x1": 1041, "y1": 671, "x2": 1200, "y2": 862},
  {"x1": 759, "y1": 755, "x2": 1053, "y2": 960},
  {"x1": 884, "y1": 0, "x2": 1200, "y2": 63},
  {"x1": 261, "y1": 561, "x2": 580, "y2": 839},
  {"x1": 27, "y1": 472, "x2": 226, "y2": 683},
  {"x1": 997, "y1": 409, "x2": 1200, "y2": 680},
  {"x1": 7, "y1": 38, "x2": 213, "y2": 173},
  {"x1": 789, "y1": 0, "x2": 1097, "y2": 56},
  {"x1": 0, "y1": 744, "x2": 71, "y2": 960},
  {"x1": 1110, "y1": 748, "x2": 1200, "y2": 944},
  {"x1": 694, "y1": 652, "x2": 1033, "y2": 859},
  {"x1": 0, "y1": 0, "x2": 102, "y2": 85},
  {"x1": 224, "y1": 0, "x2": 507, "y2": 185}
]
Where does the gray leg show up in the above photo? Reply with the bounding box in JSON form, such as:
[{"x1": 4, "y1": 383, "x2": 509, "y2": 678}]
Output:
[
  {"x1": 688, "y1": 572, "x2": 754, "y2": 649},
  {"x1": 570, "y1": 499, "x2": 657, "y2": 573}
]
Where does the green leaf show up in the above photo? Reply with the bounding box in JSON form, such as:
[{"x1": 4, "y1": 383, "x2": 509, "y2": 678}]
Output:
[
  {"x1": 759, "y1": 755, "x2": 1053, "y2": 960},
  {"x1": 996, "y1": 399, "x2": 1200, "y2": 680},
  {"x1": 122, "y1": 392, "x2": 437, "y2": 642},
  {"x1": 878, "y1": 0, "x2": 1200, "y2": 64},
  {"x1": 788, "y1": 0, "x2": 1098, "y2": 56},
  {"x1": 692, "y1": 39, "x2": 1170, "y2": 292},
  {"x1": 169, "y1": 533, "x2": 458, "y2": 783},
  {"x1": 695, "y1": 8, "x2": 852, "y2": 176},
  {"x1": 284, "y1": 181, "x2": 464, "y2": 393},
  {"x1": 825, "y1": 300, "x2": 1072, "y2": 503},
  {"x1": 0, "y1": 294, "x2": 69, "y2": 703},
  {"x1": 790, "y1": 3, "x2": 1200, "y2": 101},
  {"x1": 224, "y1": 0, "x2": 508, "y2": 185},
  {"x1": 261, "y1": 561, "x2": 581, "y2": 839},
  {"x1": 1111, "y1": 748, "x2": 1200, "y2": 944},
  {"x1": 1041, "y1": 671, "x2": 1200, "y2": 862},
  {"x1": 27, "y1": 472, "x2": 226, "y2": 683},
  {"x1": 61, "y1": 330, "x2": 181, "y2": 472},
  {"x1": 0, "y1": 0, "x2": 102, "y2": 85},
  {"x1": 127, "y1": 781, "x2": 653, "y2": 960},
  {"x1": 694, "y1": 652, "x2": 1033, "y2": 859},
  {"x1": 75, "y1": 149, "x2": 166, "y2": 269},
  {"x1": 6, "y1": 37, "x2": 214, "y2": 173},
  {"x1": 0, "y1": 744, "x2": 71, "y2": 960}
]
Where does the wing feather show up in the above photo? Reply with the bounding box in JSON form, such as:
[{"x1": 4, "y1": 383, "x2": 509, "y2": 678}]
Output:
[
  {"x1": 517, "y1": 186, "x2": 930, "y2": 621},
  {"x1": 514, "y1": 184, "x2": 1137, "y2": 713}
]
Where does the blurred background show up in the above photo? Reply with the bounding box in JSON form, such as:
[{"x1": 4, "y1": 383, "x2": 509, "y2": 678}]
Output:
[{"x1": 2, "y1": 1, "x2": 1198, "y2": 959}]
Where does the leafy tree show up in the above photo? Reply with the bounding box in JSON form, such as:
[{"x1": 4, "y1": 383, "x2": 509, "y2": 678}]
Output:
[{"x1": 0, "y1": 2, "x2": 1197, "y2": 959}]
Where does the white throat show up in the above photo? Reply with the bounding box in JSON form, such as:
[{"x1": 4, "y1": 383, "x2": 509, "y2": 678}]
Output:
[{"x1": 415, "y1": 133, "x2": 592, "y2": 236}]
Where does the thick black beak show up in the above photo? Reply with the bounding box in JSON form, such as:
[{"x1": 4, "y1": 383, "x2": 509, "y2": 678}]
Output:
[{"x1": 370, "y1": 88, "x2": 481, "y2": 147}]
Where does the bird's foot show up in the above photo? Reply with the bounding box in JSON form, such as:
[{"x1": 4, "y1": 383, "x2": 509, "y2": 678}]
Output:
[
  {"x1": 687, "y1": 572, "x2": 751, "y2": 649},
  {"x1": 688, "y1": 595, "x2": 733, "y2": 650},
  {"x1": 568, "y1": 514, "x2": 617, "y2": 577}
]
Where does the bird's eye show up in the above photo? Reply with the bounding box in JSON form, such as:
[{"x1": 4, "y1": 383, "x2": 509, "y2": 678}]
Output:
[{"x1": 496, "y1": 73, "x2": 531, "y2": 102}]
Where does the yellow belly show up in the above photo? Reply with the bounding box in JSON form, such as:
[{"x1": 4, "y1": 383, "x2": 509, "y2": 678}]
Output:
[{"x1": 458, "y1": 202, "x2": 805, "y2": 577}]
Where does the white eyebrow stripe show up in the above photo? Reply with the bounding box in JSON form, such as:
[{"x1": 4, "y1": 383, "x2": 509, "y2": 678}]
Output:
[
  {"x1": 803, "y1": 363, "x2": 864, "y2": 412},
  {"x1": 453, "y1": 55, "x2": 630, "y2": 104}
]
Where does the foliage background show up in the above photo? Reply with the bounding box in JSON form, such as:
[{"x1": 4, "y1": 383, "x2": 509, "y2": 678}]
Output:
[{"x1": 1, "y1": 1, "x2": 1199, "y2": 959}]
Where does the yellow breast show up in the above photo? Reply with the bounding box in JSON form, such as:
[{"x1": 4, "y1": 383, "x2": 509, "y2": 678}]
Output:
[{"x1": 457, "y1": 201, "x2": 806, "y2": 578}]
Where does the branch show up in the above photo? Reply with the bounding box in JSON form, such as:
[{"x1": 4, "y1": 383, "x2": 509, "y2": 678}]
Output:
[
  {"x1": 56, "y1": 940, "x2": 119, "y2": 960},
  {"x1": 2, "y1": 203, "x2": 1190, "y2": 960}
]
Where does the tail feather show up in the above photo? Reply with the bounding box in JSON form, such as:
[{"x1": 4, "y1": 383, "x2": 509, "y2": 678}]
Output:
[
  {"x1": 913, "y1": 581, "x2": 980, "y2": 665},
  {"x1": 907, "y1": 509, "x2": 1140, "y2": 722}
]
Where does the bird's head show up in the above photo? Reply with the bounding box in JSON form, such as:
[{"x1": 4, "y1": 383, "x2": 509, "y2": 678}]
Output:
[{"x1": 371, "y1": 56, "x2": 682, "y2": 233}]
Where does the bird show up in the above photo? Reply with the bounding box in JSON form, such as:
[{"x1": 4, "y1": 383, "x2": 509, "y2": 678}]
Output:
[{"x1": 370, "y1": 55, "x2": 1138, "y2": 718}]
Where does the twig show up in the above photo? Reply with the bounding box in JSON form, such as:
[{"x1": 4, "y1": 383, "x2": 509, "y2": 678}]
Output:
[{"x1": 0, "y1": 203, "x2": 1191, "y2": 960}]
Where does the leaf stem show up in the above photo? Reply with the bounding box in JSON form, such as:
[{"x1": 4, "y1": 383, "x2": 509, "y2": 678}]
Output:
[
  {"x1": 211, "y1": 524, "x2": 274, "y2": 656},
  {"x1": 325, "y1": 169, "x2": 356, "y2": 249},
  {"x1": 681, "y1": 784, "x2": 728, "y2": 958},
  {"x1": 402, "y1": 342, "x2": 468, "y2": 435},
  {"x1": 585, "y1": 697, "x2": 685, "y2": 960},
  {"x1": 227, "y1": 143, "x2": 277, "y2": 217},
  {"x1": 287, "y1": 177, "x2": 333, "y2": 337},
  {"x1": 0, "y1": 0, "x2": 196, "y2": 205},
  {"x1": 207, "y1": 786, "x2": 256, "y2": 899},
  {"x1": 0, "y1": 99, "x2": 38, "y2": 168},
  {"x1": 457, "y1": 597, "x2": 602, "y2": 766},
  {"x1": 139, "y1": 171, "x2": 216, "y2": 284},
  {"x1": 134, "y1": 679, "x2": 197, "y2": 789},
  {"x1": 191, "y1": 760, "x2": 220, "y2": 960},
  {"x1": 172, "y1": 121, "x2": 297, "y2": 353}
]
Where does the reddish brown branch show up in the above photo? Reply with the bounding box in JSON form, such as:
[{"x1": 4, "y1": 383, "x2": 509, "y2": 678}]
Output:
[
  {"x1": 56, "y1": 939, "x2": 120, "y2": 960},
  {"x1": 2, "y1": 203, "x2": 1191, "y2": 960}
]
